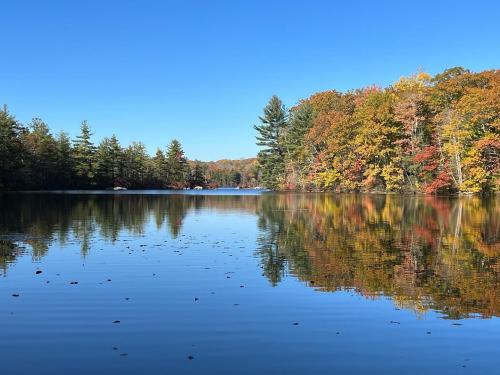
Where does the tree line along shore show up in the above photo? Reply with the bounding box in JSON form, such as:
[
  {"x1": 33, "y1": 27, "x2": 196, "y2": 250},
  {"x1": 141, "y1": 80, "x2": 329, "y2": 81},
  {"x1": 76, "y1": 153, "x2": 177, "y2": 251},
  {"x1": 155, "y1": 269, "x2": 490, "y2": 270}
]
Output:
[
  {"x1": 0, "y1": 113, "x2": 259, "y2": 190},
  {"x1": 1, "y1": 66, "x2": 498, "y2": 193},
  {"x1": 254, "y1": 67, "x2": 498, "y2": 194}
]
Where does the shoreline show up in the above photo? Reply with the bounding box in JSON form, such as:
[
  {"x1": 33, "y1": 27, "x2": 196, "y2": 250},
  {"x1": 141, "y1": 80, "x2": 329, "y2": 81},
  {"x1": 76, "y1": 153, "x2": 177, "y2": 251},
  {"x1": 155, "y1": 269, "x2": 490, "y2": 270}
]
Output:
[{"x1": 2, "y1": 188, "x2": 497, "y2": 197}]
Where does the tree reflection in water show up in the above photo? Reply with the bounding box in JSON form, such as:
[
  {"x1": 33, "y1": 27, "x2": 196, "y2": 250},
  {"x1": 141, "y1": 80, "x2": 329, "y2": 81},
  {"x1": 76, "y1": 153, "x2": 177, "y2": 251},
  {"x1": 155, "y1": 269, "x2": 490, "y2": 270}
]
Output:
[
  {"x1": 256, "y1": 194, "x2": 499, "y2": 319},
  {"x1": 1, "y1": 192, "x2": 498, "y2": 318}
]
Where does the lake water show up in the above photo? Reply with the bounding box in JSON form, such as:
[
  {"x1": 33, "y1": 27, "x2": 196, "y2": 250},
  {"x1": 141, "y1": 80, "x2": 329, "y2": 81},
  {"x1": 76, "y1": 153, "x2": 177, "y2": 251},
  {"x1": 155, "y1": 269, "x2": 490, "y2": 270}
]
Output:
[{"x1": 0, "y1": 191, "x2": 498, "y2": 374}]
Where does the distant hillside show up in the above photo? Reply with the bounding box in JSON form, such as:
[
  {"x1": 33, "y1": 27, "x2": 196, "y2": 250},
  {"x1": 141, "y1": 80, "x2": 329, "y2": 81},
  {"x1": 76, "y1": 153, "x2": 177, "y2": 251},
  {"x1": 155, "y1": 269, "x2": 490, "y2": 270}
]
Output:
[{"x1": 190, "y1": 158, "x2": 260, "y2": 188}]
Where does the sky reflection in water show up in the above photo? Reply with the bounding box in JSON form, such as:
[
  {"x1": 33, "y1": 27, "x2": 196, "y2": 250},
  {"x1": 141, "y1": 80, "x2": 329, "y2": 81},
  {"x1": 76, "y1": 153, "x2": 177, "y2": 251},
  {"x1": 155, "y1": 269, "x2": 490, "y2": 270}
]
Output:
[{"x1": 0, "y1": 192, "x2": 498, "y2": 374}]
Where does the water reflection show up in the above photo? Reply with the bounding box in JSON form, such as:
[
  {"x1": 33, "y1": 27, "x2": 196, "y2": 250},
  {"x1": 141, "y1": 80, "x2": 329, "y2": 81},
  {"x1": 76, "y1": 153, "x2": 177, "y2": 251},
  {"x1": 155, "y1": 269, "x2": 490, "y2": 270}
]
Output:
[
  {"x1": 256, "y1": 194, "x2": 499, "y2": 319},
  {"x1": 1, "y1": 192, "x2": 498, "y2": 319}
]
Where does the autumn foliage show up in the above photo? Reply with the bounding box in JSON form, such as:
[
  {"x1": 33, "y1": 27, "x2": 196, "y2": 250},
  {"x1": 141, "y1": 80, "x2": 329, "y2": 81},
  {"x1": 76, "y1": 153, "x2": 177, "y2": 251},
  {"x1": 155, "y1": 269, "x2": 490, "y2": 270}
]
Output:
[{"x1": 255, "y1": 68, "x2": 499, "y2": 194}]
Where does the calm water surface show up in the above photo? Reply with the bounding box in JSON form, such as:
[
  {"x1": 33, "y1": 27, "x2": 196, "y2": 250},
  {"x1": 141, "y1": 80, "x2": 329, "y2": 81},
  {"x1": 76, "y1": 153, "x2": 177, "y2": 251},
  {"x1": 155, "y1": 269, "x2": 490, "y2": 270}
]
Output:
[{"x1": 1, "y1": 191, "x2": 499, "y2": 374}]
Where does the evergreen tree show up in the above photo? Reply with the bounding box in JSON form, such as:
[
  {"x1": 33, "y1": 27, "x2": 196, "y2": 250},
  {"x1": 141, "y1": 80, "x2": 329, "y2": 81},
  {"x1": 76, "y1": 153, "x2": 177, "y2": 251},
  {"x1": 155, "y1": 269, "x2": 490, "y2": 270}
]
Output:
[
  {"x1": 165, "y1": 139, "x2": 188, "y2": 188},
  {"x1": 254, "y1": 95, "x2": 288, "y2": 189},
  {"x1": 189, "y1": 162, "x2": 206, "y2": 188},
  {"x1": 285, "y1": 103, "x2": 313, "y2": 156},
  {"x1": 0, "y1": 107, "x2": 27, "y2": 189},
  {"x1": 55, "y1": 132, "x2": 74, "y2": 188},
  {"x1": 152, "y1": 149, "x2": 167, "y2": 187},
  {"x1": 95, "y1": 135, "x2": 123, "y2": 187},
  {"x1": 283, "y1": 103, "x2": 314, "y2": 188},
  {"x1": 73, "y1": 121, "x2": 96, "y2": 187},
  {"x1": 123, "y1": 142, "x2": 148, "y2": 187},
  {"x1": 24, "y1": 118, "x2": 58, "y2": 189}
]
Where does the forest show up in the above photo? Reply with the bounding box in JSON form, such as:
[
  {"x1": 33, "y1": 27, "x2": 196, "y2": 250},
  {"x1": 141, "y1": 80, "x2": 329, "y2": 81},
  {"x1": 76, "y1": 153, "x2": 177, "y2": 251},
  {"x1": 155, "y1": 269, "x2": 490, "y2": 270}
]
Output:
[
  {"x1": 254, "y1": 67, "x2": 499, "y2": 194},
  {"x1": 0, "y1": 110, "x2": 258, "y2": 190},
  {"x1": 1, "y1": 66, "x2": 498, "y2": 193}
]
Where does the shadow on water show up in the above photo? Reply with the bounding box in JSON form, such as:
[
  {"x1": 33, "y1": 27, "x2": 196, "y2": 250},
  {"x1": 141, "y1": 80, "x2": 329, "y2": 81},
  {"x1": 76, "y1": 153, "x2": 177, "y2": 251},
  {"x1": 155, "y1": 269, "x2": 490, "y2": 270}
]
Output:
[{"x1": 0, "y1": 192, "x2": 498, "y2": 319}]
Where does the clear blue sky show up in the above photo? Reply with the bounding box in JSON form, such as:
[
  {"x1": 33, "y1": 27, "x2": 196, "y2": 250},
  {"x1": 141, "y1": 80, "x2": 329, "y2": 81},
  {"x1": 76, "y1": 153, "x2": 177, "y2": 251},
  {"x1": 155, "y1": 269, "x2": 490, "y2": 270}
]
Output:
[{"x1": 1, "y1": 0, "x2": 499, "y2": 161}]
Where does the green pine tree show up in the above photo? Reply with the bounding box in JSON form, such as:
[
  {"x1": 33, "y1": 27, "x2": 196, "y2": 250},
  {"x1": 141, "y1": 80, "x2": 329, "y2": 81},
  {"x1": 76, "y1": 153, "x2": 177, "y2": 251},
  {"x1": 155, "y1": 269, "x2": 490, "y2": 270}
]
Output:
[
  {"x1": 254, "y1": 95, "x2": 288, "y2": 189},
  {"x1": 283, "y1": 103, "x2": 314, "y2": 188},
  {"x1": 95, "y1": 134, "x2": 123, "y2": 187},
  {"x1": 0, "y1": 107, "x2": 26, "y2": 189},
  {"x1": 24, "y1": 118, "x2": 59, "y2": 189},
  {"x1": 165, "y1": 139, "x2": 188, "y2": 188},
  {"x1": 73, "y1": 120, "x2": 96, "y2": 187},
  {"x1": 122, "y1": 142, "x2": 148, "y2": 187},
  {"x1": 189, "y1": 161, "x2": 206, "y2": 188},
  {"x1": 285, "y1": 103, "x2": 313, "y2": 157},
  {"x1": 152, "y1": 148, "x2": 167, "y2": 187},
  {"x1": 55, "y1": 131, "x2": 74, "y2": 188}
]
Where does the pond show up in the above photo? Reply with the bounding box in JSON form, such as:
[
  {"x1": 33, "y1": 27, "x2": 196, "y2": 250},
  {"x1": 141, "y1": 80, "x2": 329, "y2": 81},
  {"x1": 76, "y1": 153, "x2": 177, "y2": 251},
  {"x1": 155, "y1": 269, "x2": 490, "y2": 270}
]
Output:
[{"x1": 0, "y1": 191, "x2": 498, "y2": 374}]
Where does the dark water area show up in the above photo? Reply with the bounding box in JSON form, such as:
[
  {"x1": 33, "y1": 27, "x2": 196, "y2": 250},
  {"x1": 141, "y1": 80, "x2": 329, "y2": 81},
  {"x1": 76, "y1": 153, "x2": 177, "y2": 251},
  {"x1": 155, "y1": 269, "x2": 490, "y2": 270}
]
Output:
[{"x1": 0, "y1": 190, "x2": 499, "y2": 374}]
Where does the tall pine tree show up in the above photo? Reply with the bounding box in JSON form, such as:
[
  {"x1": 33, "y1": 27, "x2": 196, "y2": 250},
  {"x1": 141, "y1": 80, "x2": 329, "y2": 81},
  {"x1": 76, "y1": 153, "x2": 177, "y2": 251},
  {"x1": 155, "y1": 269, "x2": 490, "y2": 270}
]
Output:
[
  {"x1": 165, "y1": 139, "x2": 188, "y2": 188},
  {"x1": 24, "y1": 118, "x2": 58, "y2": 189},
  {"x1": 55, "y1": 132, "x2": 74, "y2": 188},
  {"x1": 95, "y1": 135, "x2": 123, "y2": 187},
  {"x1": 0, "y1": 107, "x2": 26, "y2": 189},
  {"x1": 123, "y1": 142, "x2": 148, "y2": 187},
  {"x1": 254, "y1": 95, "x2": 288, "y2": 189},
  {"x1": 73, "y1": 121, "x2": 96, "y2": 187},
  {"x1": 152, "y1": 149, "x2": 167, "y2": 187}
]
